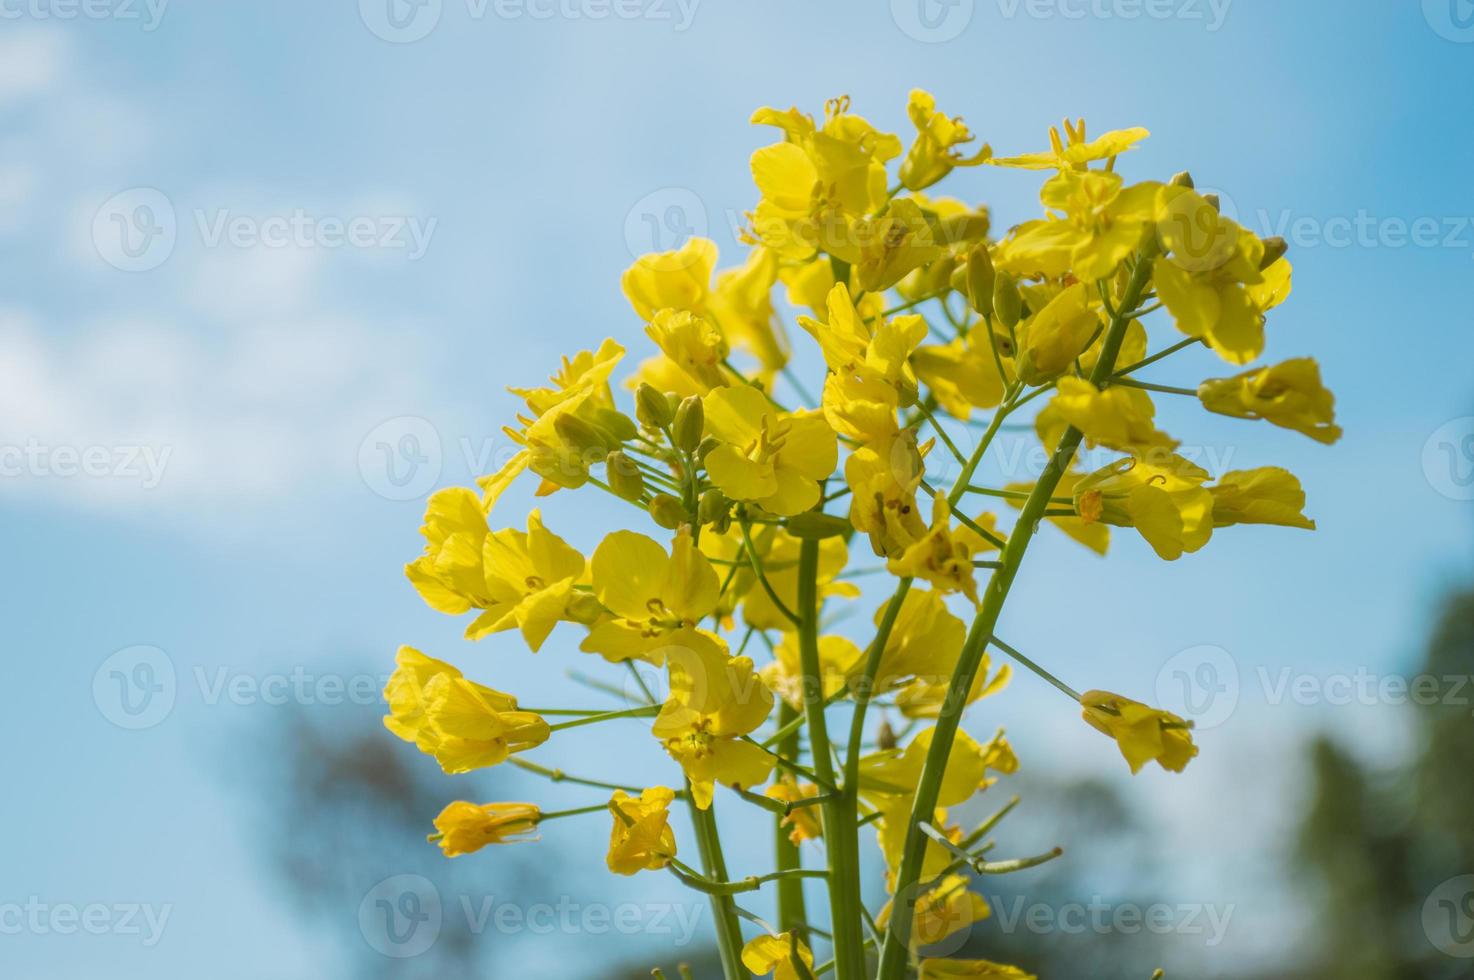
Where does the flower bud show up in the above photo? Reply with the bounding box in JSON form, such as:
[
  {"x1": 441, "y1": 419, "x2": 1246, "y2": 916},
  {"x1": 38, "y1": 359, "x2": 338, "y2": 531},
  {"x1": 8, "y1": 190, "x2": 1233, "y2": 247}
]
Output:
[
  {"x1": 1202, "y1": 193, "x2": 1221, "y2": 213},
  {"x1": 648, "y1": 493, "x2": 688, "y2": 530},
  {"x1": 696, "y1": 436, "x2": 721, "y2": 467},
  {"x1": 671, "y1": 395, "x2": 704, "y2": 454},
  {"x1": 1259, "y1": 235, "x2": 1288, "y2": 269},
  {"x1": 1170, "y1": 171, "x2": 1195, "y2": 188},
  {"x1": 697, "y1": 489, "x2": 731, "y2": 526},
  {"x1": 786, "y1": 512, "x2": 852, "y2": 540},
  {"x1": 636, "y1": 383, "x2": 676, "y2": 430},
  {"x1": 554, "y1": 412, "x2": 610, "y2": 455},
  {"x1": 565, "y1": 590, "x2": 605, "y2": 626},
  {"x1": 965, "y1": 243, "x2": 996, "y2": 319},
  {"x1": 993, "y1": 272, "x2": 1023, "y2": 329},
  {"x1": 877, "y1": 720, "x2": 898, "y2": 751},
  {"x1": 605, "y1": 451, "x2": 645, "y2": 502}
]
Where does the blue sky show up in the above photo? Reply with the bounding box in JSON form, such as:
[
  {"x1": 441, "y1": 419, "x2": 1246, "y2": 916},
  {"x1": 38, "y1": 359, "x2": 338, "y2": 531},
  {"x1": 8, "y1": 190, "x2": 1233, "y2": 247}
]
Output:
[{"x1": 3, "y1": 1, "x2": 1473, "y2": 977}]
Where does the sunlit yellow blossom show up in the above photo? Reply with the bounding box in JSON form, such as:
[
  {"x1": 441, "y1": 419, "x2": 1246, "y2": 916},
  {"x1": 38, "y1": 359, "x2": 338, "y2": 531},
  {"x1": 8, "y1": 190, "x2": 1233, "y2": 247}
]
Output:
[
  {"x1": 621, "y1": 236, "x2": 718, "y2": 321},
  {"x1": 988, "y1": 117, "x2": 1148, "y2": 171},
  {"x1": 742, "y1": 932, "x2": 815, "y2": 980},
  {"x1": 912, "y1": 325, "x2": 1009, "y2": 420},
  {"x1": 919, "y1": 958, "x2": 1037, "y2": 979},
  {"x1": 762, "y1": 633, "x2": 864, "y2": 708},
  {"x1": 1074, "y1": 454, "x2": 1213, "y2": 561},
  {"x1": 469, "y1": 510, "x2": 586, "y2": 650},
  {"x1": 1081, "y1": 690, "x2": 1198, "y2": 774},
  {"x1": 999, "y1": 171, "x2": 1159, "y2": 282},
  {"x1": 709, "y1": 245, "x2": 791, "y2": 375},
  {"x1": 846, "y1": 430, "x2": 930, "y2": 558},
  {"x1": 642, "y1": 309, "x2": 729, "y2": 393},
  {"x1": 1210, "y1": 467, "x2": 1315, "y2": 529},
  {"x1": 886, "y1": 493, "x2": 998, "y2": 603},
  {"x1": 900, "y1": 89, "x2": 991, "y2": 191},
  {"x1": 698, "y1": 524, "x2": 858, "y2": 632},
  {"x1": 867, "y1": 587, "x2": 966, "y2": 696},
  {"x1": 1006, "y1": 469, "x2": 1110, "y2": 555},
  {"x1": 606, "y1": 786, "x2": 678, "y2": 875},
  {"x1": 801, "y1": 283, "x2": 926, "y2": 396},
  {"x1": 766, "y1": 778, "x2": 822, "y2": 843},
  {"x1": 580, "y1": 527, "x2": 721, "y2": 664},
  {"x1": 878, "y1": 873, "x2": 992, "y2": 949},
  {"x1": 651, "y1": 629, "x2": 775, "y2": 809},
  {"x1": 382, "y1": 646, "x2": 550, "y2": 774},
  {"x1": 701, "y1": 385, "x2": 837, "y2": 517},
  {"x1": 1198, "y1": 357, "x2": 1341, "y2": 444},
  {"x1": 1042, "y1": 377, "x2": 1178, "y2": 455},
  {"x1": 429, "y1": 801, "x2": 541, "y2": 856},
  {"x1": 896, "y1": 652, "x2": 1010, "y2": 720},
  {"x1": 1012, "y1": 282, "x2": 1105, "y2": 385},
  {"x1": 832, "y1": 198, "x2": 948, "y2": 293}
]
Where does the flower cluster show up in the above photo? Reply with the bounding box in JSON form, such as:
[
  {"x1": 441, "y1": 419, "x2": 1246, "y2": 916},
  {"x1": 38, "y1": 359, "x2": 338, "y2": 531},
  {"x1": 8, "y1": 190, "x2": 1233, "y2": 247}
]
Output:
[{"x1": 386, "y1": 91, "x2": 1338, "y2": 979}]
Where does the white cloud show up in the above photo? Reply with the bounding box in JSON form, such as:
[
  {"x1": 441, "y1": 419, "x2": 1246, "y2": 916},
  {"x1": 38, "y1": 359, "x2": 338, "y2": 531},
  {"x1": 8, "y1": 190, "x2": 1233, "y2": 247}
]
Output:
[{"x1": 0, "y1": 28, "x2": 68, "y2": 107}]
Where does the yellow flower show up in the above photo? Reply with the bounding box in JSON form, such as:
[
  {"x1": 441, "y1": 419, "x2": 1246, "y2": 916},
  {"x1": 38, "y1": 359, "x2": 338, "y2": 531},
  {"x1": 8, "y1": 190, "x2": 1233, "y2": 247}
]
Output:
[
  {"x1": 606, "y1": 786, "x2": 678, "y2": 875},
  {"x1": 766, "y1": 778, "x2": 822, "y2": 843},
  {"x1": 801, "y1": 283, "x2": 926, "y2": 397},
  {"x1": 919, "y1": 958, "x2": 1036, "y2": 979},
  {"x1": 710, "y1": 245, "x2": 791, "y2": 376},
  {"x1": 405, "y1": 487, "x2": 499, "y2": 618},
  {"x1": 895, "y1": 650, "x2": 1010, "y2": 720},
  {"x1": 998, "y1": 171, "x2": 1159, "y2": 282},
  {"x1": 701, "y1": 385, "x2": 837, "y2": 517},
  {"x1": 699, "y1": 523, "x2": 858, "y2": 631},
  {"x1": 877, "y1": 874, "x2": 991, "y2": 950},
  {"x1": 621, "y1": 236, "x2": 718, "y2": 321},
  {"x1": 1153, "y1": 185, "x2": 1288, "y2": 365},
  {"x1": 1198, "y1": 357, "x2": 1341, "y2": 444},
  {"x1": 1081, "y1": 689, "x2": 1198, "y2": 774},
  {"x1": 1041, "y1": 377, "x2": 1178, "y2": 455},
  {"x1": 832, "y1": 197, "x2": 948, "y2": 293},
  {"x1": 987, "y1": 117, "x2": 1148, "y2": 171},
  {"x1": 1012, "y1": 282, "x2": 1105, "y2": 385},
  {"x1": 742, "y1": 932, "x2": 815, "y2": 980},
  {"x1": 382, "y1": 646, "x2": 550, "y2": 774},
  {"x1": 866, "y1": 587, "x2": 966, "y2": 696},
  {"x1": 651, "y1": 629, "x2": 775, "y2": 809},
  {"x1": 429, "y1": 801, "x2": 541, "y2": 856},
  {"x1": 474, "y1": 510, "x2": 586, "y2": 650},
  {"x1": 900, "y1": 89, "x2": 991, "y2": 191},
  {"x1": 1006, "y1": 469, "x2": 1110, "y2": 556},
  {"x1": 762, "y1": 633, "x2": 864, "y2": 708},
  {"x1": 1074, "y1": 454, "x2": 1214, "y2": 561},
  {"x1": 485, "y1": 338, "x2": 631, "y2": 507},
  {"x1": 885, "y1": 493, "x2": 1000, "y2": 604},
  {"x1": 846, "y1": 432, "x2": 929, "y2": 558},
  {"x1": 1210, "y1": 467, "x2": 1315, "y2": 530},
  {"x1": 642, "y1": 309, "x2": 729, "y2": 393},
  {"x1": 912, "y1": 325, "x2": 1009, "y2": 421},
  {"x1": 580, "y1": 527, "x2": 721, "y2": 664}
]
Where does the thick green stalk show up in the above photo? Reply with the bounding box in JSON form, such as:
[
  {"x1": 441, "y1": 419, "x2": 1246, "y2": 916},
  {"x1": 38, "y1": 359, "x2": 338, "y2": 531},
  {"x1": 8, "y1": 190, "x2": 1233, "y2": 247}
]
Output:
[
  {"x1": 774, "y1": 701, "x2": 811, "y2": 938},
  {"x1": 797, "y1": 539, "x2": 865, "y2": 980},
  {"x1": 688, "y1": 795, "x2": 747, "y2": 980},
  {"x1": 874, "y1": 251, "x2": 1157, "y2": 980}
]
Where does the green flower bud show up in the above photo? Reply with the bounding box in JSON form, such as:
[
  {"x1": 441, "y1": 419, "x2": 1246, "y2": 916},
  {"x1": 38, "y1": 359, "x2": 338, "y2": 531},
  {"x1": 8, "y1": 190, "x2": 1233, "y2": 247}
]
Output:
[
  {"x1": 993, "y1": 272, "x2": 1023, "y2": 329},
  {"x1": 1259, "y1": 235, "x2": 1288, "y2": 269},
  {"x1": 636, "y1": 383, "x2": 676, "y2": 430},
  {"x1": 605, "y1": 451, "x2": 645, "y2": 502},
  {"x1": 648, "y1": 493, "x2": 688, "y2": 530},
  {"x1": 553, "y1": 412, "x2": 610, "y2": 455},
  {"x1": 785, "y1": 512, "x2": 853, "y2": 540},
  {"x1": 965, "y1": 243, "x2": 996, "y2": 319},
  {"x1": 697, "y1": 489, "x2": 731, "y2": 526},
  {"x1": 696, "y1": 436, "x2": 721, "y2": 467},
  {"x1": 565, "y1": 590, "x2": 605, "y2": 626},
  {"x1": 671, "y1": 395, "x2": 704, "y2": 454},
  {"x1": 1170, "y1": 171, "x2": 1195, "y2": 188}
]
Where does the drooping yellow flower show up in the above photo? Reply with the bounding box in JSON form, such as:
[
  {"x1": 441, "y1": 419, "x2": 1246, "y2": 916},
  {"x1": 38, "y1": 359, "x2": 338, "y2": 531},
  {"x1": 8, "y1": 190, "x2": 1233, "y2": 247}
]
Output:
[
  {"x1": 642, "y1": 309, "x2": 729, "y2": 393},
  {"x1": 866, "y1": 587, "x2": 966, "y2": 696},
  {"x1": 383, "y1": 646, "x2": 550, "y2": 774},
  {"x1": 1074, "y1": 454, "x2": 1214, "y2": 561},
  {"x1": 651, "y1": 629, "x2": 775, "y2": 809},
  {"x1": 762, "y1": 633, "x2": 864, "y2": 708},
  {"x1": 912, "y1": 324, "x2": 1009, "y2": 420},
  {"x1": 1040, "y1": 377, "x2": 1178, "y2": 455},
  {"x1": 766, "y1": 777, "x2": 822, "y2": 843},
  {"x1": 742, "y1": 932, "x2": 816, "y2": 980},
  {"x1": 987, "y1": 117, "x2": 1148, "y2": 171},
  {"x1": 802, "y1": 283, "x2": 926, "y2": 398},
  {"x1": 484, "y1": 338, "x2": 631, "y2": 507},
  {"x1": 429, "y1": 801, "x2": 541, "y2": 856},
  {"x1": 1011, "y1": 282, "x2": 1105, "y2": 385},
  {"x1": 1198, "y1": 357, "x2": 1341, "y2": 444},
  {"x1": 885, "y1": 493, "x2": 1000, "y2": 604},
  {"x1": 900, "y1": 89, "x2": 991, "y2": 191},
  {"x1": 1153, "y1": 185, "x2": 1288, "y2": 365},
  {"x1": 1080, "y1": 689, "x2": 1198, "y2": 774},
  {"x1": 405, "y1": 487, "x2": 499, "y2": 618},
  {"x1": 701, "y1": 384, "x2": 838, "y2": 517},
  {"x1": 621, "y1": 236, "x2": 718, "y2": 321},
  {"x1": 919, "y1": 958, "x2": 1037, "y2": 979},
  {"x1": 580, "y1": 527, "x2": 721, "y2": 664},
  {"x1": 846, "y1": 431, "x2": 930, "y2": 558},
  {"x1": 1210, "y1": 467, "x2": 1316, "y2": 529},
  {"x1": 877, "y1": 873, "x2": 992, "y2": 950},
  {"x1": 473, "y1": 510, "x2": 586, "y2": 650},
  {"x1": 998, "y1": 171, "x2": 1159, "y2": 282},
  {"x1": 606, "y1": 786, "x2": 678, "y2": 875}
]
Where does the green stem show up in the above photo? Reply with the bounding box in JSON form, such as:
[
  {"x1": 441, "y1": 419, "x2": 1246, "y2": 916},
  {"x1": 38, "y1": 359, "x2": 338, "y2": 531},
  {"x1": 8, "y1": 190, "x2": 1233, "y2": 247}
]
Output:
[
  {"x1": 545, "y1": 705, "x2": 659, "y2": 732},
  {"x1": 774, "y1": 701, "x2": 811, "y2": 939},
  {"x1": 509, "y1": 758, "x2": 649, "y2": 795},
  {"x1": 687, "y1": 795, "x2": 747, "y2": 979},
  {"x1": 797, "y1": 539, "x2": 864, "y2": 980},
  {"x1": 1113, "y1": 336, "x2": 1201, "y2": 378},
  {"x1": 1110, "y1": 377, "x2": 1198, "y2": 397},
  {"x1": 874, "y1": 248, "x2": 1157, "y2": 980}
]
